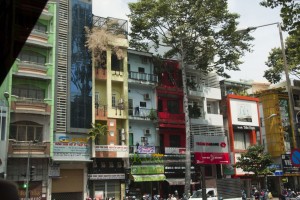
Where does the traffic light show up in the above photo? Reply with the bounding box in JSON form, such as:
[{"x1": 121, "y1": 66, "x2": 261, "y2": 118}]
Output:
[
  {"x1": 30, "y1": 166, "x2": 36, "y2": 181},
  {"x1": 22, "y1": 182, "x2": 28, "y2": 189}
]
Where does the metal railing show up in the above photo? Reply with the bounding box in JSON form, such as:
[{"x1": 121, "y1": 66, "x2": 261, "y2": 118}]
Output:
[{"x1": 129, "y1": 71, "x2": 158, "y2": 83}]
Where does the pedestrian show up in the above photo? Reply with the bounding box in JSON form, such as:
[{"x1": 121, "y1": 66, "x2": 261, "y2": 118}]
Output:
[{"x1": 0, "y1": 179, "x2": 20, "y2": 200}]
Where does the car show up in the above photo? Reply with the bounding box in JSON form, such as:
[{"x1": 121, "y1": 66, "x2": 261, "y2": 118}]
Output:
[{"x1": 189, "y1": 188, "x2": 218, "y2": 200}]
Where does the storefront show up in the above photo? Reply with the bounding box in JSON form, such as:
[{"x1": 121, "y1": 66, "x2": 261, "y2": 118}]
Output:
[{"x1": 88, "y1": 158, "x2": 126, "y2": 200}]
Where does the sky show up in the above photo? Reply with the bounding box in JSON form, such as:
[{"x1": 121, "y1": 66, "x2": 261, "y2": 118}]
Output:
[{"x1": 92, "y1": 0, "x2": 286, "y2": 83}]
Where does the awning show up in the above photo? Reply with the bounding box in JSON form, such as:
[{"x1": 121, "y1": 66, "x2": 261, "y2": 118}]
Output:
[
  {"x1": 130, "y1": 174, "x2": 166, "y2": 182},
  {"x1": 166, "y1": 178, "x2": 200, "y2": 185}
]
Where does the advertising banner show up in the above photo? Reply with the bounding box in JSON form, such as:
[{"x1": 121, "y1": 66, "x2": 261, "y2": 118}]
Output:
[
  {"x1": 53, "y1": 133, "x2": 90, "y2": 161},
  {"x1": 282, "y1": 154, "x2": 300, "y2": 175},
  {"x1": 137, "y1": 146, "x2": 155, "y2": 154},
  {"x1": 165, "y1": 147, "x2": 186, "y2": 154},
  {"x1": 229, "y1": 99, "x2": 259, "y2": 127},
  {"x1": 193, "y1": 135, "x2": 229, "y2": 164},
  {"x1": 131, "y1": 165, "x2": 164, "y2": 174}
]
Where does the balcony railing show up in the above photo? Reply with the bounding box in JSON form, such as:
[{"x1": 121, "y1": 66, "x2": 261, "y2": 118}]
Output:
[
  {"x1": 8, "y1": 140, "x2": 50, "y2": 157},
  {"x1": 158, "y1": 112, "x2": 185, "y2": 121},
  {"x1": 129, "y1": 71, "x2": 158, "y2": 83},
  {"x1": 11, "y1": 97, "x2": 51, "y2": 115},
  {"x1": 128, "y1": 107, "x2": 157, "y2": 120}
]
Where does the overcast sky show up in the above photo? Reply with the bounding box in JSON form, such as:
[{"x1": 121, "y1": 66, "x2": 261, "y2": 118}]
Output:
[{"x1": 92, "y1": 0, "x2": 286, "y2": 83}]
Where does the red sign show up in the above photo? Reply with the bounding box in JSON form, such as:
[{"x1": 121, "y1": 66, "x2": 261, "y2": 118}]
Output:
[{"x1": 194, "y1": 152, "x2": 230, "y2": 164}]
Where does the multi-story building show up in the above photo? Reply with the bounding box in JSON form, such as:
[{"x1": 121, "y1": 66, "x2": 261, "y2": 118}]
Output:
[
  {"x1": 126, "y1": 49, "x2": 162, "y2": 199},
  {"x1": 0, "y1": 2, "x2": 57, "y2": 199},
  {"x1": 156, "y1": 59, "x2": 186, "y2": 197},
  {"x1": 86, "y1": 16, "x2": 129, "y2": 200},
  {"x1": 187, "y1": 68, "x2": 228, "y2": 191},
  {"x1": 220, "y1": 80, "x2": 260, "y2": 193}
]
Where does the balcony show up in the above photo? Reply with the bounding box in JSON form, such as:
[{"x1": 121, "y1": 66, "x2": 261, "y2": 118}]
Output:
[
  {"x1": 40, "y1": 5, "x2": 53, "y2": 21},
  {"x1": 190, "y1": 113, "x2": 224, "y2": 126},
  {"x1": 15, "y1": 61, "x2": 51, "y2": 80},
  {"x1": 95, "y1": 145, "x2": 129, "y2": 158},
  {"x1": 7, "y1": 140, "x2": 50, "y2": 158},
  {"x1": 95, "y1": 68, "x2": 107, "y2": 80},
  {"x1": 11, "y1": 97, "x2": 51, "y2": 115},
  {"x1": 95, "y1": 105, "x2": 108, "y2": 121},
  {"x1": 189, "y1": 85, "x2": 221, "y2": 100},
  {"x1": 128, "y1": 71, "x2": 158, "y2": 86},
  {"x1": 26, "y1": 29, "x2": 52, "y2": 48},
  {"x1": 128, "y1": 108, "x2": 157, "y2": 121},
  {"x1": 158, "y1": 112, "x2": 185, "y2": 128},
  {"x1": 111, "y1": 69, "x2": 124, "y2": 82},
  {"x1": 28, "y1": 29, "x2": 48, "y2": 43}
]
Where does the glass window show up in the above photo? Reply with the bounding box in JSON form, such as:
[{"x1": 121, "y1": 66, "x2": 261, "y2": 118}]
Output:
[
  {"x1": 9, "y1": 121, "x2": 43, "y2": 142},
  {"x1": 167, "y1": 100, "x2": 179, "y2": 114},
  {"x1": 140, "y1": 102, "x2": 146, "y2": 107},
  {"x1": 169, "y1": 135, "x2": 180, "y2": 147},
  {"x1": 112, "y1": 94, "x2": 116, "y2": 107},
  {"x1": 158, "y1": 99, "x2": 163, "y2": 112},
  {"x1": 138, "y1": 67, "x2": 145, "y2": 73},
  {"x1": 234, "y1": 132, "x2": 250, "y2": 150}
]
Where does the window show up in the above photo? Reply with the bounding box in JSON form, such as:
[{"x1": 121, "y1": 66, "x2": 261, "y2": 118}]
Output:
[
  {"x1": 34, "y1": 22, "x2": 47, "y2": 33},
  {"x1": 234, "y1": 132, "x2": 250, "y2": 150},
  {"x1": 167, "y1": 100, "x2": 179, "y2": 114},
  {"x1": 111, "y1": 54, "x2": 123, "y2": 71},
  {"x1": 18, "y1": 51, "x2": 46, "y2": 65},
  {"x1": 12, "y1": 85, "x2": 45, "y2": 100},
  {"x1": 169, "y1": 135, "x2": 180, "y2": 147},
  {"x1": 138, "y1": 67, "x2": 145, "y2": 73},
  {"x1": 158, "y1": 99, "x2": 163, "y2": 112},
  {"x1": 140, "y1": 102, "x2": 146, "y2": 107},
  {"x1": 141, "y1": 56, "x2": 148, "y2": 64},
  {"x1": 10, "y1": 121, "x2": 43, "y2": 142},
  {"x1": 112, "y1": 94, "x2": 116, "y2": 107}
]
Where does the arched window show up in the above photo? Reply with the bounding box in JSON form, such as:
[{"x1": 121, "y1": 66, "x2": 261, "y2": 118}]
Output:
[
  {"x1": 9, "y1": 121, "x2": 43, "y2": 142},
  {"x1": 18, "y1": 50, "x2": 46, "y2": 65}
]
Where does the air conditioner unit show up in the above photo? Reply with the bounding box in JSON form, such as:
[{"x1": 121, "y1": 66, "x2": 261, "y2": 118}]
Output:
[
  {"x1": 144, "y1": 129, "x2": 151, "y2": 136},
  {"x1": 143, "y1": 93, "x2": 150, "y2": 100}
]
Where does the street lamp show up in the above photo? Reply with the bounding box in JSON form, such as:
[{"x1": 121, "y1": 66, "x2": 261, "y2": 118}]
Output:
[{"x1": 237, "y1": 22, "x2": 299, "y2": 148}]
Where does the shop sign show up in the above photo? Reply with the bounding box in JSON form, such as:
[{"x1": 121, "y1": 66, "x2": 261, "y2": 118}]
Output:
[
  {"x1": 95, "y1": 145, "x2": 128, "y2": 152},
  {"x1": 131, "y1": 165, "x2": 164, "y2": 175},
  {"x1": 49, "y1": 164, "x2": 60, "y2": 177},
  {"x1": 95, "y1": 145, "x2": 129, "y2": 158},
  {"x1": 229, "y1": 99, "x2": 259, "y2": 127},
  {"x1": 88, "y1": 173, "x2": 125, "y2": 180},
  {"x1": 53, "y1": 133, "x2": 90, "y2": 161},
  {"x1": 281, "y1": 154, "x2": 300, "y2": 175},
  {"x1": 165, "y1": 147, "x2": 186, "y2": 154},
  {"x1": 232, "y1": 125, "x2": 259, "y2": 131},
  {"x1": 194, "y1": 152, "x2": 229, "y2": 164},
  {"x1": 137, "y1": 146, "x2": 155, "y2": 154},
  {"x1": 193, "y1": 135, "x2": 228, "y2": 153}
]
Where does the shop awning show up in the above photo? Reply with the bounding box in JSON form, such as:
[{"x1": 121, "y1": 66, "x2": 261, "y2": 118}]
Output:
[
  {"x1": 166, "y1": 178, "x2": 200, "y2": 185},
  {"x1": 130, "y1": 174, "x2": 166, "y2": 182}
]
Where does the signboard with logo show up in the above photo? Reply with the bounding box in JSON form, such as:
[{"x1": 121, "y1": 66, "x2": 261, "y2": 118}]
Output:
[
  {"x1": 291, "y1": 149, "x2": 300, "y2": 167},
  {"x1": 193, "y1": 135, "x2": 229, "y2": 164},
  {"x1": 282, "y1": 154, "x2": 300, "y2": 175},
  {"x1": 229, "y1": 99, "x2": 259, "y2": 127},
  {"x1": 53, "y1": 133, "x2": 90, "y2": 161}
]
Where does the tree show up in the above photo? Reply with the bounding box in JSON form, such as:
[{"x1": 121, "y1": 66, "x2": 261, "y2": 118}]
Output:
[
  {"x1": 87, "y1": 123, "x2": 108, "y2": 145},
  {"x1": 260, "y1": 0, "x2": 300, "y2": 34},
  {"x1": 263, "y1": 30, "x2": 300, "y2": 83},
  {"x1": 234, "y1": 145, "x2": 274, "y2": 189},
  {"x1": 128, "y1": 0, "x2": 253, "y2": 196}
]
